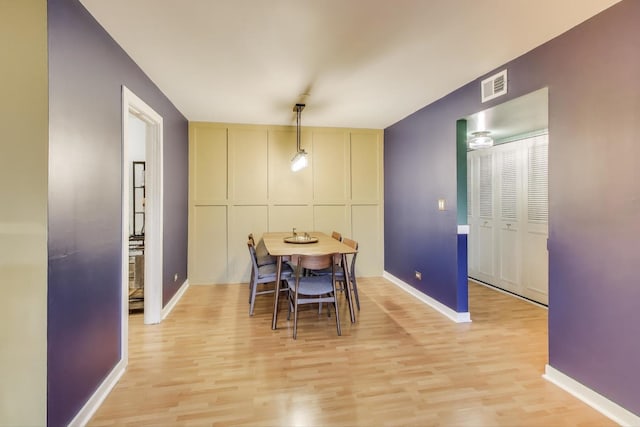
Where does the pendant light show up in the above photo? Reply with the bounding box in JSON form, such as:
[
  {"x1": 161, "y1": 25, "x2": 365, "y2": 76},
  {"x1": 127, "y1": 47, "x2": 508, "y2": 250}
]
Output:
[
  {"x1": 291, "y1": 103, "x2": 308, "y2": 172},
  {"x1": 467, "y1": 130, "x2": 494, "y2": 150}
]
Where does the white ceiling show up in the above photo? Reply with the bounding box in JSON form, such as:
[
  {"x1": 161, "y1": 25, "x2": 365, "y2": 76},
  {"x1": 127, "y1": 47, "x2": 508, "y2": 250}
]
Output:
[{"x1": 79, "y1": 0, "x2": 620, "y2": 129}]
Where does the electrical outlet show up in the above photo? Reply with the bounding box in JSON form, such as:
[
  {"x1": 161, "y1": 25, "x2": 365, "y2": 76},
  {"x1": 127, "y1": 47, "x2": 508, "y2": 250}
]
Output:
[
  {"x1": 415, "y1": 271, "x2": 422, "y2": 280},
  {"x1": 174, "y1": 273, "x2": 178, "y2": 282}
]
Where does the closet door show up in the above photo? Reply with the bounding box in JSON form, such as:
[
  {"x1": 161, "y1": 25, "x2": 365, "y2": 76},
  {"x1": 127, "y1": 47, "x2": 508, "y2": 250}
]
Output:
[
  {"x1": 476, "y1": 150, "x2": 495, "y2": 282},
  {"x1": 467, "y1": 153, "x2": 478, "y2": 275},
  {"x1": 467, "y1": 134, "x2": 549, "y2": 305},
  {"x1": 496, "y1": 144, "x2": 522, "y2": 293},
  {"x1": 522, "y1": 136, "x2": 549, "y2": 304}
]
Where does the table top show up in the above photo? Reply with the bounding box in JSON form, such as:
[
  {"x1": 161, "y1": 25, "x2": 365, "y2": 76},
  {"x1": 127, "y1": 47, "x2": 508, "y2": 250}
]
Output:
[{"x1": 262, "y1": 231, "x2": 356, "y2": 256}]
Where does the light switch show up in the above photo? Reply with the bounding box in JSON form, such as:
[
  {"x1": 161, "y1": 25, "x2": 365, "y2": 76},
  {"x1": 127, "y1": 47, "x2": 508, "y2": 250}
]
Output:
[{"x1": 438, "y1": 199, "x2": 446, "y2": 211}]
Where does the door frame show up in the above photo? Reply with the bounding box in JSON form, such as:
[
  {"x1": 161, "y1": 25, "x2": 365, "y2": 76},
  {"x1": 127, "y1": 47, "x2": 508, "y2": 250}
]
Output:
[{"x1": 121, "y1": 86, "x2": 164, "y2": 357}]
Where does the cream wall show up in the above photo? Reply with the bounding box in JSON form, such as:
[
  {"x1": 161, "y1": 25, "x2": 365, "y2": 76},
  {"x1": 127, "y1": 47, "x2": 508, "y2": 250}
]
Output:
[
  {"x1": 189, "y1": 122, "x2": 384, "y2": 285},
  {"x1": 0, "y1": 1, "x2": 48, "y2": 425}
]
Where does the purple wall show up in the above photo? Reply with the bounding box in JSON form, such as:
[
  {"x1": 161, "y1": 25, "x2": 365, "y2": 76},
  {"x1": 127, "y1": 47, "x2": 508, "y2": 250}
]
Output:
[
  {"x1": 385, "y1": 0, "x2": 639, "y2": 416},
  {"x1": 385, "y1": 100, "x2": 461, "y2": 310},
  {"x1": 47, "y1": 0, "x2": 188, "y2": 425}
]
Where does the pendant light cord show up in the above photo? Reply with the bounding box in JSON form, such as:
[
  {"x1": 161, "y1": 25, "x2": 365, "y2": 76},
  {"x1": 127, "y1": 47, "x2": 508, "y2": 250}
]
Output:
[
  {"x1": 294, "y1": 103, "x2": 304, "y2": 153},
  {"x1": 296, "y1": 105, "x2": 301, "y2": 152}
]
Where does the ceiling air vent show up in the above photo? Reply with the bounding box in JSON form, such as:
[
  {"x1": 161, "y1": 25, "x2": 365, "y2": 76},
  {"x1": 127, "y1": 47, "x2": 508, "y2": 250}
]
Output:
[{"x1": 481, "y1": 69, "x2": 507, "y2": 103}]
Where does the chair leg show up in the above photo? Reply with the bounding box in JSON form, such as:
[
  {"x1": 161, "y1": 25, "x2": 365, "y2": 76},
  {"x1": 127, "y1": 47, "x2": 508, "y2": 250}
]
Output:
[
  {"x1": 351, "y1": 276, "x2": 360, "y2": 311},
  {"x1": 333, "y1": 291, "x2": 341, "y2": 336},
  {"x1": 292, "y1": 291, "x2": 299, "y2": 340},
  {"x1": 248, "y1": 268, "x2": 255, "y2": 303},
  {"x1": 316, "y1": 295, "x2": 331, "y2": 317},
  {"x1": 249, "y1": 279, "x2": 258, "y2": 316}
]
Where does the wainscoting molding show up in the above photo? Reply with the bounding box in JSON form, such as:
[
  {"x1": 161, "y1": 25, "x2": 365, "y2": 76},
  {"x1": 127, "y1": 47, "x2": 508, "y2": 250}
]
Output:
[{"x1": 189, "y1": 122, "x2": 384, "y2": 285}]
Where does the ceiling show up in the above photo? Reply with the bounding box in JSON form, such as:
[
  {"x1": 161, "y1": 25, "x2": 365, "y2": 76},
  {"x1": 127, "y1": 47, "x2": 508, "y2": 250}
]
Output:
[{"x1": 79, "y1": 0, "x2": 620, "y2": 129}]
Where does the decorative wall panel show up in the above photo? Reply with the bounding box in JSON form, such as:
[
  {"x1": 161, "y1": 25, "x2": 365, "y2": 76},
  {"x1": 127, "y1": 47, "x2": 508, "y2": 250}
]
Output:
[
  {"x1": 268, "y1": 205, "x2": 314, "y2": 234},
  {"x1": 228, "y1": 205, "x2": 269, "y2": 283},
  {"x1": 191, "y1": 206, "x2": 227, "y2": 284},
  {"x1": 312, "y1": 130, "x2": 348, "y2": 202},
  {"x1": 351, "y1": 132, "x2": 382, "y2": 202},
  {"x1": 190, "y1": 122, "x2": 384, "y2": 284},
  {"x1": 268, "y1": 129, "x2": 312, "y2": 202},
  {"x1": 352, "y1": 204, "x2": 382, "y2": 279},
  {"x1": 313, "y1": 205, "x2": 349, "y2": 237},
  {"x1": 229, "y1": 128, "x2": 268, "y2": 202},
  {"x1": 192, "y1": 126, "x2": 227, "y2": 202}
]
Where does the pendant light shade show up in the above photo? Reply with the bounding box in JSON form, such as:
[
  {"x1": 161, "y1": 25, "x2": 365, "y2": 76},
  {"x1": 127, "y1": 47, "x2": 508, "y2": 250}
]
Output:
[
  {"x1": 468, "y1": 130, "x2": 494, "y2": 150},
  {"x1": 291, "y1": 150, "x2": 308, "y2": 171},
  {"x1": 291, "y1": 103, "x2": 307, "y2": 172}
]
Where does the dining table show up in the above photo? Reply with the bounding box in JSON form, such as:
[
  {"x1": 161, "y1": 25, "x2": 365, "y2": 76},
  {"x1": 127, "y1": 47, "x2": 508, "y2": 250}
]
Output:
[{"x1": 261, "y1": 231, "x2": 358, "y2": 330}]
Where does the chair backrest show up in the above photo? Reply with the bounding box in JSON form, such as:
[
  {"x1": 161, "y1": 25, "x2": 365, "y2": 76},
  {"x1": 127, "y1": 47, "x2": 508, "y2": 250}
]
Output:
[
  {"x1": 294, "y1": 253, "x2": 335, "y2": 276},
  {"x1": 327, "y1": 231, "x2": 342, "y2": 264},
  {"x1": 247, "y1": 240, "x2": 259, "y2": 271},
  {"x1": 341, "y1": 238, "x2": 358, "y2": 277},
  {"x1": 255, "y1": 238, "x2": 271, "y2": 260},
  {"x1": 342, "y1": 237, "x2": 357, "y2": 250}
]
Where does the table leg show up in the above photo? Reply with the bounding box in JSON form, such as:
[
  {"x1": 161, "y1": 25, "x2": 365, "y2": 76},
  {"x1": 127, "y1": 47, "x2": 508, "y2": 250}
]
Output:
[
  {"x1": 271, "y1": 256, "x2": 282, "y2": 330},
  {"x1": 342, "y1": 254, "x2": 356, "y2": 323}
]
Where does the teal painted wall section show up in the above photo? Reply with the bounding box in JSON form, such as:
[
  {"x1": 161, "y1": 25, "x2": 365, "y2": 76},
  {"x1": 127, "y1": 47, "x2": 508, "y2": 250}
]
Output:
[{"x1": 456, "y1": 119, "x2": 467, "y2": 225}]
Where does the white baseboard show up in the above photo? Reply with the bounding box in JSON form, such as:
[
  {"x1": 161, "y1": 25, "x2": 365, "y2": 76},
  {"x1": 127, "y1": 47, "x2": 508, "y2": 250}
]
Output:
[
  {"x1": 543, "y1": 365, "x2": 640, "y2": 426},
  {"x1": 162, "y1": 279, "x2": 189, "y2": 320},
  {"x1": 382, "y1": 271, "x2": 471, "y2": 323},
  {"x1": 67, "y1": 358, "x2": 126, "y2": 427}
]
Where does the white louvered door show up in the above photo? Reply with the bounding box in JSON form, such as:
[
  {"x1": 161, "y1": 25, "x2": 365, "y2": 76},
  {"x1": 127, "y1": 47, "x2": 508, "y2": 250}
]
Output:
[
  {"x1": 467, "y1": 133, "x2": 548, "y2": 304},
  {"x1": 476, "y1": 151, "x2": 495, "y2": 281},
  {"x1": 467, "y1": 155, "x2": 477, "y2": 273},
  {"x1": 522, "y1": 136, "x2": 549, "y2": 304},
  {"x1": 496, "y1": 144, "x2": 522, "y2": 293}
]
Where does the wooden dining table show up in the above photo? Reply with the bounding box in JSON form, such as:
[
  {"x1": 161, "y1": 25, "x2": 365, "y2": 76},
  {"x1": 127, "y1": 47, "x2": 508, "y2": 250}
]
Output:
[{"x1": 262, "y1": 231, "x2": 358, "y2": 329}]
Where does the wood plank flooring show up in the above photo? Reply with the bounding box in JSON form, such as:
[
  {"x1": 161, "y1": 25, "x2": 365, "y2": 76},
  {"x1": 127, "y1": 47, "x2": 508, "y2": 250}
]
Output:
[{"x1": 89, "y1": 278, "x2": 614, "y2": 426}]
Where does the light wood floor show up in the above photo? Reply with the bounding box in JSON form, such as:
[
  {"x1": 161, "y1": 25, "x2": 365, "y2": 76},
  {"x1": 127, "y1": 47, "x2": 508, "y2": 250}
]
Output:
[{"x1": 90, "y1": 278, "x2": 614, "y2": 426}]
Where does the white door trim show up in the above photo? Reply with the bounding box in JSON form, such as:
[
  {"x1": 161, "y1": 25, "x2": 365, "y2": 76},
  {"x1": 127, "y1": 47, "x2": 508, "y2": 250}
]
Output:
[{"x1": 121, "y1": 86, "x2": 164, "y2": 357}]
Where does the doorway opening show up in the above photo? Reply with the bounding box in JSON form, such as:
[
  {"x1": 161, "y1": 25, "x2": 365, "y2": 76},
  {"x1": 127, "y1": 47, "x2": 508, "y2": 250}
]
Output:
[
  {"x1": 128, "y1": 116, "x2": 146, "y2": 313},
  {"x1": 462, "y1": 88, "x2": 549, "y2": 307},
  {"x1": 121, "y1": 86, "x2": 164, "y2": 360}
]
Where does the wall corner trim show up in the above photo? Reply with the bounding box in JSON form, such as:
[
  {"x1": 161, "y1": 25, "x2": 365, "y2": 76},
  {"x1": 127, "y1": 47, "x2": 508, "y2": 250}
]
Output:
[
  {"x1": 383, "y1": 271, "x2": 471, "y2": 323},
  {"x1": 67, "y1": 359, "x2": 126, "y2": 427},
  {"x1": 543, "y1": 365, "x2": 640, "y2": 426},
  {"x1": 162, "y1": 279, "x2": 190, "y2": 320}
]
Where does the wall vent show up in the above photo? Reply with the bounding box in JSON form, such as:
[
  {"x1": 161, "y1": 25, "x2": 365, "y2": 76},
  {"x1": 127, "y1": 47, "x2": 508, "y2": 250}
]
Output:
[{"x1": 481, "y1": 69, "x2": 507, "y2": 103}]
